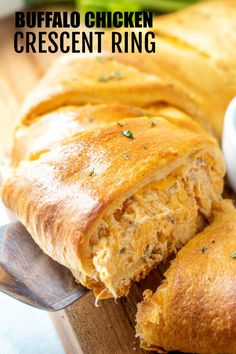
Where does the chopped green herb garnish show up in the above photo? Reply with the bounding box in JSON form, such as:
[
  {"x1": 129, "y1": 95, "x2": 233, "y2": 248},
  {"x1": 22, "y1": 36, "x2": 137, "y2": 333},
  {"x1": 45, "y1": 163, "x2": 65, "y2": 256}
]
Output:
[
  {"x1": 96, "y1": 56, "x2": 105, "y2": 63},
  {"x1": 88, "y1": 168, "x2": 95, "y2": 176},
  {"x1": 122, "y1": 130, "x2": 134, "y2": 139},
  {"x1": 151, "y1": 120, "x2": 157, "y2": 127},
  {"x1": 98, "y1": 71, "x2": 123, "y2": 83},
  {"x1": 230, "y1": 251, "x2": 236, "y2": 258},
  {"x1": 117, "y1": 122, "x2": 124, "y2": 127},
  {"x1": 120, "y1": 247, "x2": 126, "y2": 254},
  {"x1": 124, "y1": 152, "x2": 129, "y2": 159},
  {"x1": 98, "y1": 76, "x2": 109, "y2": 83},
  {"x1": 201, "y1": 247, "x2": 208, "y2": 254},
  {"x1": 144, "y1": 146, "x2": 148, "y2": 150},
  {"x1": 114, "y1": 71, "x2": 123, "y2": 79}
]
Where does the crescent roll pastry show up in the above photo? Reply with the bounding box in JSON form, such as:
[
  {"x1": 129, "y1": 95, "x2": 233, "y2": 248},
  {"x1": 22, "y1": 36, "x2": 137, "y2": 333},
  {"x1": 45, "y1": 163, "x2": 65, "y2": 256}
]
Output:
[
  {"x1": 110, "y1": 0, "x2": 236, "y2": 139},
  {"x1": 12, "y1": 103, "x2": 155, "y2": 166},
  {"x1": 13, "y1": 103, "x2": 195, "y2": 167},
  {"x1": 17, "y1": 0, "x2": 236, "y2": 144},
  {"x1": 136, "y1": 200, "x2": 236, "y2": 354},
  {"x1": 19, "y1": 54, "x2": 174, "y2": 126},
  {"x1": 2, "y1": 116, "x2": 225, "y2": 298}
]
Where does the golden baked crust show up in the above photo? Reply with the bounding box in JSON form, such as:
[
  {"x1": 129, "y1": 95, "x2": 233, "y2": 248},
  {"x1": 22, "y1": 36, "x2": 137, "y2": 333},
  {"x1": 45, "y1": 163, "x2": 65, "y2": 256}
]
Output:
[
  {"x1": 2, "y1": 116, "x2": 225, "y2": 297},
  {"x1": 19, "y1": 54, "x2": 171, "y2": 125},
  {"x1": 17, "y1": 0, "x2": 236, "y2": 141},
  {"x1": 12, "y1": 104, "x2": 153, "y2": 166},
  {"x1": 13, "y1": 102, "x2": 200, "y2": 167},
  {"x1": 109, "y1": 0, "x2": 236, "y2": 139},
  {"x1": 136, "y1": 200, "x2": 236, "y2": 354}
]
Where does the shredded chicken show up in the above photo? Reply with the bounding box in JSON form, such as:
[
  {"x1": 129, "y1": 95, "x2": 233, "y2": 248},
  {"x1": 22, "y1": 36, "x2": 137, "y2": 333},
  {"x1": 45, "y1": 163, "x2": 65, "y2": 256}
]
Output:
[{"x1": 91, "y1": 155, "x2": 220, "y2": 297}]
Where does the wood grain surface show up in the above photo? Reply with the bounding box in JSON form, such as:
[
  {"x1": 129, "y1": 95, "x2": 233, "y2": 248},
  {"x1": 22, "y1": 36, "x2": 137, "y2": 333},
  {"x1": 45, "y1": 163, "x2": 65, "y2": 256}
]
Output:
[
  {"x1": 0, "y1": 9, "x2": 163, "y2": 354},
  {"x1": 51, "y1": 269, "x2": 166, "y2": 354}
]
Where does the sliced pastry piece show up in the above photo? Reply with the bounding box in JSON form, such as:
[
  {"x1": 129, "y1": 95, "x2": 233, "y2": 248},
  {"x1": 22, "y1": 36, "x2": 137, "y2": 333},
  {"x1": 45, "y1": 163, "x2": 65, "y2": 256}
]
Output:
[
  {"x1": 19, "y1": 54, "x2": 177, "y2": 126},
  {"x1": 12, "y1": 103, "x2": 154, "y2": 166},
  {"x1": 109, "y1": 0, "x2": 236, "y2": 139},
  {"x1": 136, "y1": 200, "x2": 236, "y2": 354},
  {"x1": 13, "y1": 103, "x2": 194, "y2": 166},
  {"x1": 2, "y1": 116, "x2": 225, "y2": 298},
  {"x1": 15, "y1": 1, "x2": 236, "y2": 146}
]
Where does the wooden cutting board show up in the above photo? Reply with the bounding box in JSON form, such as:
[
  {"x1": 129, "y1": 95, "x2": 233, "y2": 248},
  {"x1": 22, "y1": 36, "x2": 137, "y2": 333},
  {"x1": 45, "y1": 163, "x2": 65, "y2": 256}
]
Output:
[{"x1": 0, "y1": 9, "x2": 165, "y2": 354}]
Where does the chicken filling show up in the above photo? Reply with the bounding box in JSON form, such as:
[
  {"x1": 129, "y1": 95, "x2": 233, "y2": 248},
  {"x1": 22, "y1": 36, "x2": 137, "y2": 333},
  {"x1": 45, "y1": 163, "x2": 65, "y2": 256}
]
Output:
[{"x1": 90, "y1": 156, "x2": 221, "y2": 297}]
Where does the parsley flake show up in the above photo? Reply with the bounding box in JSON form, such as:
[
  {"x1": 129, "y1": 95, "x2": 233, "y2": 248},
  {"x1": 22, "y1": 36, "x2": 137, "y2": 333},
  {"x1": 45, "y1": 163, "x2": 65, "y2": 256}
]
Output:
[
  {"x1": 120, "y1": 247, "x2": 126, "y2": 254},
  {"x1": 122, "y1": 130, "x2": 134, "y2": 139},
  {"x1": 230, "y1": 251, "x2": 236, "y2": 259},
  {"x1": 98, "y1": 76, "x2": 109, "y2": 83},
  {"x1": 117, "y1": 122, "x2": 124, "y2": 127},
  {"x1": 151, "y1": 120, "x2": 157, "y2": 127},
  {"x1": 96, "y1": 56, "x2": 105, "y2": 63},
  {"x1": 114, "y1": 71, "x2": 123, "y2": 79},
  {"x1": 201, "y1": 247, "x2": 208, "y2": 254},
  {"x1": 98, "y1": 71, "x2": 123, "y2": 83},
  {"x1": 124, "y1": 152, "x2": 129, "y2": 159}
]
